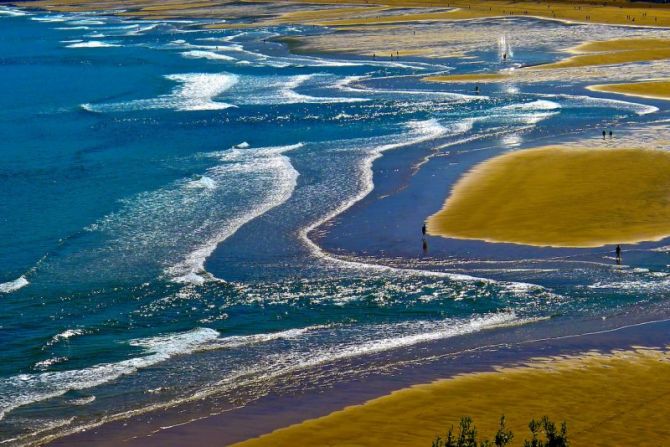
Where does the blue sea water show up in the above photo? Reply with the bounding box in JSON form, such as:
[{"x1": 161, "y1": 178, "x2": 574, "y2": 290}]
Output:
[{"x1": 2, "y1": 5, "x2": 670, "y2": 445}]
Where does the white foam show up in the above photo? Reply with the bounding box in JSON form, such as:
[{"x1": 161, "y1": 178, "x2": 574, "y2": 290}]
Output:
[
  {"x1": 485, "y1": 100, "x2": 560, "y2": 125},
  {"x1": 66, "y1": 41, "x2": 119, "y2": 48},
  {"x1": 166, "y1": 144, "x2": 302, "y2": 284},
  {"x1": 198, "y1": 34, "x2": 246, "y2": 43},
  {"x1": 206, "y1": 324, "x2": 330, "y2": 351},
  {"x1": 47, "y1": 329, "x2": 86, "y2": 346},
  {"x1": 160, "y1": 73, "x2": 238, "y2": 111},
  {"x1": 235, "y1": 142, "x2": 250, "y2": 149},
  {"x1": 0, "y1": 328, "x2": 219, "y2": 421},
  {"x1": 185, "y1": 176, "x2": 217, "y2": 190},
  {"x1": 34, "y1": 357, "x2": 68, "y2": 371},
  {"x1": 66, "y1": 19, "x2": 105, "y2": 26},
  {"x1": 335, "y1": 75, "x2": 485, "y2": 102},
  {"x1": 501, "y1": 133, "x2": 523, "y2": 147},
  {"x1": 83, "y1": 73, "x2": 238, "y2": 112},
  {"x1": 0, "y1": 7, "x2": 28, "y2": 17},
  {"x1": 501, "y1": 99, "x2": 561, "y2": 111},
  {"x1": 31, "y1": 15, "x2": 69, "y2": 22},
  {"x1": 70, "y1": 396, "x2": 96, "y2": 405},
  {"x1": 539, "y1": 93, "x2": 658, "y2": 116},
  {"x1": 123, "y1": 24, "x2": 158, "y2": 36},
  {"x1": 292, "y1": 312, "x2": 531, "y2": 370},
  {"x1": 0, "y1": 276, "x2": 29, "y2": 294},
  {"x1": 281, "y1": 74, "x2": 367, "y2": 104},
  {"x1": 181, "y1": 50, "x2": 236, "y2": 62}
]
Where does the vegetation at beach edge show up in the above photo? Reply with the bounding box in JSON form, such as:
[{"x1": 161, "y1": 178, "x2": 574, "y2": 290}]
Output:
[{"x1": 432, "y1": 416, "x2": 568, "y2": 447}]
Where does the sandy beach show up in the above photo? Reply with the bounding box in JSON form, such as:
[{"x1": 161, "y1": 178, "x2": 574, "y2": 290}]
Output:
[
  {"x1": 588, "y1": 79, "x2": 670, "y2": 101},
  {"x1": 427, "y1": 146, "x2": 670, "y2": 247},
  {"x1": 234, "y1": 347, "x2": 670, "y2": 447}
]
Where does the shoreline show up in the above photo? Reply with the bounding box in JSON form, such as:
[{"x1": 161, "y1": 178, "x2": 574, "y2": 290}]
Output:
[
  {"x1": 46, "y1": 315, "x2": 670, "y2": 446},
  {"x1": 234, "y1": 344, "x2": 670, "y2": 446}
]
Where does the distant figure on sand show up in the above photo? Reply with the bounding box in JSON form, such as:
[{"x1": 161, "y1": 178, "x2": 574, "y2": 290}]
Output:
[
  {"x1": 602, "y1": 130, "x2": 606, "y2": 139},
  {"x1": 422, "y1": 223, "x2": 426, "y2": 236},
  {"x1": 609, "y1": 130, "x2": 613, "y2": 138},
  {"x1": 616, "y1": 245, "x2": 622, "y2": 264}
]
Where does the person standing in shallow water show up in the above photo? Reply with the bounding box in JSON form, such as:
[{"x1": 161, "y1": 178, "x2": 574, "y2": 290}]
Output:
[
  {"x1": 616, "y1": 245, "x2": 622, "y2": 264},
  {"x1": 422, "y1": 224, "x2": 426, "y2": 236}
]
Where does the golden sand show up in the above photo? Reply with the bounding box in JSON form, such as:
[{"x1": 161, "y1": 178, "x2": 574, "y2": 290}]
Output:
[
  {"x1": 233, "y1": 347, "x2": 670, "y2": 447},
  {"x1": 427, "y1": 146, "x2": 670, "y2": 248},
  {"x1": 588, "y1": 79, "x2": 670, "y2": 101},
  {"x1": 18, "y1": 0, "x2": 670, "y2": 28},
  {"x1": 427, "y1": 38, "x2": 670, "y2": 85},
  {"x1": 272, "y1": 0, "x2": 670, "y2": 28},
  {"x1": 536, "y1": 38, "x2": 670, "y2": 70}
]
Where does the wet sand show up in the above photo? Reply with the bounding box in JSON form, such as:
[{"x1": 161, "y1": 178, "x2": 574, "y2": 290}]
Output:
[
  {"x1": 45, "y1": 316, "x2": 670, "y2": 447},
  {"x1": 427, "y1": 146, "x2": 670, "y2": 247},
  {"x1": 427, "y1": 37, "x2": 670, "y2": 84},
  {"x1": 588, "y1": 79, "x2": 670, "y2": 101},
  {"x1": 233, "y1": 346, "x2": 670, "y2": 447},
  {"x1": 537, "y1": 38, "x2": 670, "y2": 69}
]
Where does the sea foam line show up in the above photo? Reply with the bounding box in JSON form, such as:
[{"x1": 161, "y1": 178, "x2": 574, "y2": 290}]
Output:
[
  {"x1": 281, "y1": 74, "x2": 367, "y2": 104},
  {"x1": 0, "y1": 276, "x2": 29, "y2": 294},
  {"x1": 181, "y1": 50, "x2": 236, "y2": 62},
  {"x1": 82, "y1": 72, "x2": 238, "y2": 112},
  {"x1": 294, "y1": 119, "x2": 545, "y2": 294},
  {"x1": 0, "y1": 6, "x2": 29, "y2": 16},
  {"x1": 0, "y1": 328, "x2": 220, "y2": 422},
  {"x1": 538, "y1": 93, "x2": 658, "y2": 116},
  {"x1": 297, "y1": 119, "x2": 449, "y2": 269},
  {"x1": 165, "y1": 143, "x2": 302, "y2": 285},
  {"x1": 1, "y1": 312, "x2": 539, "y2": 446}
]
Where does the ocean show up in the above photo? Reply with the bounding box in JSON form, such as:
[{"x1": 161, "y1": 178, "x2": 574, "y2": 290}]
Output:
[{"x1": 3, "y1": 5, "x2": 670, "y2": 445}]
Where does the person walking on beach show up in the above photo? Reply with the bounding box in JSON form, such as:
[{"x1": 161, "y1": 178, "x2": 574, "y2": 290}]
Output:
[
  {"x1": 616, "y1": 245, "x2": 622, "y2": 264},
  {"x1": 609, "y1": 130, "x2": 613, "y2": 138},
  {"x1": 602, "y1": 130, "x2": 606, "y2": 139}
]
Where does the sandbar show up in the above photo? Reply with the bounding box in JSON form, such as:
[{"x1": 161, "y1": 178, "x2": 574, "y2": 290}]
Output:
[
  {"x1": 588, "y1": 79, "x2": 670, "y2": 101},
  {"x1": 427, "y1": 146, "x2": 670, "y2": 247}
]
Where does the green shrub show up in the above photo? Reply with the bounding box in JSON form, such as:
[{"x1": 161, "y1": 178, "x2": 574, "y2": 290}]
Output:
[
  {"x1": 523, "y1": 416, "x2": 568, "y2": 447},
  {"x1": 432, "y1": 416, "x2": 567, "y2": 447}
]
